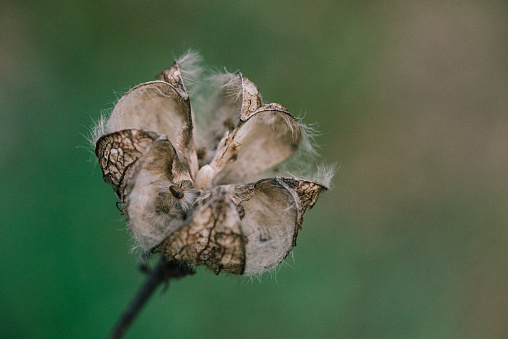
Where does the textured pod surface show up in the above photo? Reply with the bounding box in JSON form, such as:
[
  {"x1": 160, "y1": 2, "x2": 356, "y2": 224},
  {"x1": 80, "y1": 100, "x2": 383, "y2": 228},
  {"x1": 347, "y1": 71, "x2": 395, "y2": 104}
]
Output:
[
  {"x1": 154, "y1": 187, "x2": 247, "y2": 275},
  {"x1": 95, "y1": 129, "x2": 162, "y2": 199}
]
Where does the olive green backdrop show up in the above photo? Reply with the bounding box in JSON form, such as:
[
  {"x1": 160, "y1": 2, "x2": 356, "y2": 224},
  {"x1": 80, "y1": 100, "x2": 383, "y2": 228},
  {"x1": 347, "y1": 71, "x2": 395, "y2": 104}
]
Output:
[{"x1": 2, "y1": 1, "x2": 508, "y2": 338}]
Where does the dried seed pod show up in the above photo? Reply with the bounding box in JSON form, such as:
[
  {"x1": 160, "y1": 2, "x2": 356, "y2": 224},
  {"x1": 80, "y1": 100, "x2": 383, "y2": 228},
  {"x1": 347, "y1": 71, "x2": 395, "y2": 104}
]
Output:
[{"x1": 93, "y1": 53, "x2": 333, "y2": 276}]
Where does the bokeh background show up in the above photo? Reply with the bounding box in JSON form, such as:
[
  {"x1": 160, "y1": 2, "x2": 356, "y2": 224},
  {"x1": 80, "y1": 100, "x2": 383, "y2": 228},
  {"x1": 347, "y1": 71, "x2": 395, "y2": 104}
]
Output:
[{"x1": 2, "y1": 1, "x2": 508, "y2": 338}]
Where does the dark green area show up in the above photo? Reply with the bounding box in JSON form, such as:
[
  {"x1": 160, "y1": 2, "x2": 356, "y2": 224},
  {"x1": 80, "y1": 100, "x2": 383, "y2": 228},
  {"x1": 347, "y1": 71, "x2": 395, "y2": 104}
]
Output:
[{"x1": 2, "y1": 1, "x2": 508, "y2": 338}]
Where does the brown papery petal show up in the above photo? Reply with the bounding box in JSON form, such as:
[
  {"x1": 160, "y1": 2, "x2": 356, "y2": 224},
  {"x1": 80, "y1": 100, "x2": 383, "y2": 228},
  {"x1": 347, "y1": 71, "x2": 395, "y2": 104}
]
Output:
[
  {"x1": 230, "y1": 177, "x2": 325, "y2": 275},
  {"x1": 197, "y1": 73, "x2": 262, "y2": 166},
  {"x1": 123, "y1": 138, "x2": 195, "y2": 250},
  {"x1": 212, "y1": 104, "x2": 302, "y2": 185},
  {"x1": 95, "y1": 129, "x2": 163, "y2": 200},
  {"x1": 275, "y1": 177, "x2": 327, "y2": 246},
  {"x1": 237, "y1": 178, "x2": 299, "y2": 275},
  {"x1": 239, "y1": 76, "x2": 263, "y2": 120},
  {"x1": 154, "y1": 187, "x2": 246, "y2": 275},
  {"x1": 106, "y1": 69, "x2": 198, "y2": 178}
]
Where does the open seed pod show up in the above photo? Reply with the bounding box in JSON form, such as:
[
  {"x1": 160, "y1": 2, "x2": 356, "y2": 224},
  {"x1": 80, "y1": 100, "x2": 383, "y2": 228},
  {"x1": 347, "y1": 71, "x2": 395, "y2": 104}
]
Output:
[{"x1": 93, "y1": 53, "x2": 332, "y2": 276}]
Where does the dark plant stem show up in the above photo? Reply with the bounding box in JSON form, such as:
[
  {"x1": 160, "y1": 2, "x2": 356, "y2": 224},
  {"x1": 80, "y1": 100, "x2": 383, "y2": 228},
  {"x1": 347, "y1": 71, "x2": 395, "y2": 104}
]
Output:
[{"x1": 108, "y1": 257, "x2": 195, "y2": 339}]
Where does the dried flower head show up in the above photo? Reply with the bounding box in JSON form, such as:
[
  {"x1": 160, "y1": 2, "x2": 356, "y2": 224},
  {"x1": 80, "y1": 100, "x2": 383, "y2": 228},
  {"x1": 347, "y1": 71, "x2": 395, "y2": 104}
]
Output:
[{"x1": 92, "y1": 52, "x2": 333, "y2": 276}]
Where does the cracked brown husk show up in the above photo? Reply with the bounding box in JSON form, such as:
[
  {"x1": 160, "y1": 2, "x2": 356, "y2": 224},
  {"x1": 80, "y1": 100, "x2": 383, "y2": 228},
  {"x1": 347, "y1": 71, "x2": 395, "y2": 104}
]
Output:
[{"x1": 92, "y1": 52, "x2": 334, "y2": 276}]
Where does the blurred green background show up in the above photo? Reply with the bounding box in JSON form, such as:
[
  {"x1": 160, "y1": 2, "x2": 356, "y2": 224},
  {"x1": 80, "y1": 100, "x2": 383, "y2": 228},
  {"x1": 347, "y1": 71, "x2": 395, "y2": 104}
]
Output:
[{"x1": 2, "y1": 1, "x2": 508, "y2": 338}]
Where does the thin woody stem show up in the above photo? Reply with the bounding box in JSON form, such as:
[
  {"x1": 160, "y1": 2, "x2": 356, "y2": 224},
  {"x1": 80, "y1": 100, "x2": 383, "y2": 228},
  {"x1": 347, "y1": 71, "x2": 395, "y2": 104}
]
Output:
[{"x1": 108, "y1": 257, "x2": 195, "y2": 339}]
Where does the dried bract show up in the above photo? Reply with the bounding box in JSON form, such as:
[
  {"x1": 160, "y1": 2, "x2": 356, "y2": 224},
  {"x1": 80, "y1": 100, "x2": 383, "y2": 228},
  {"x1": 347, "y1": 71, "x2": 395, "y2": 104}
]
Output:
[{"x1": 93, "y1": 53, "x2": 332, "y2": 276}]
